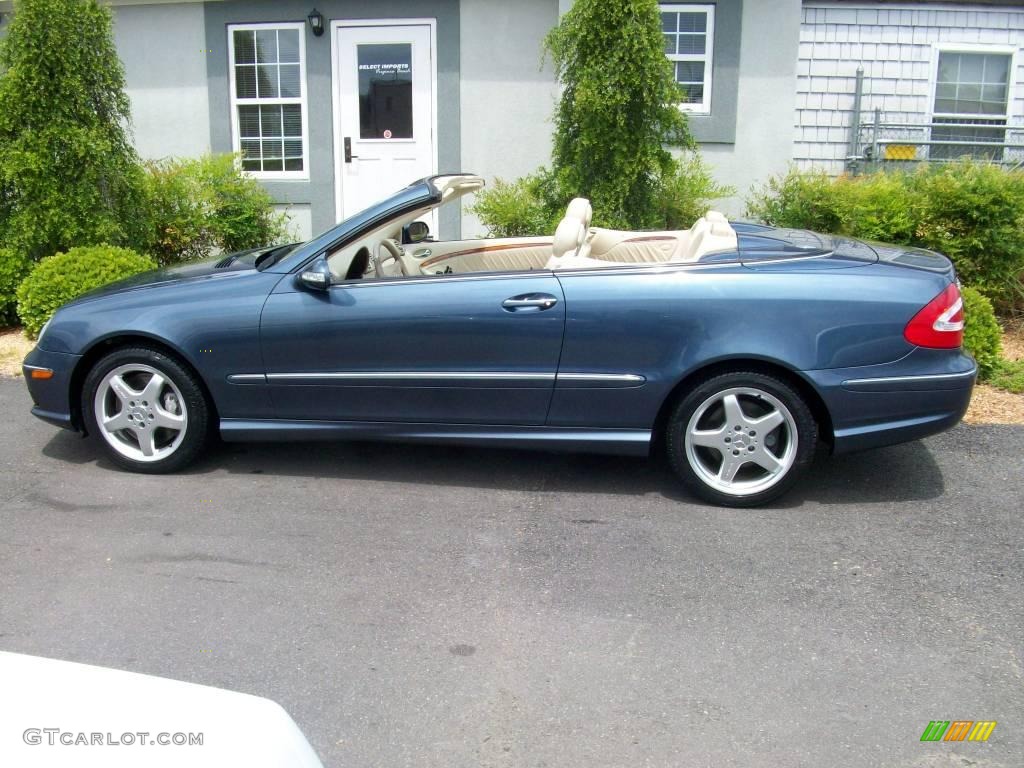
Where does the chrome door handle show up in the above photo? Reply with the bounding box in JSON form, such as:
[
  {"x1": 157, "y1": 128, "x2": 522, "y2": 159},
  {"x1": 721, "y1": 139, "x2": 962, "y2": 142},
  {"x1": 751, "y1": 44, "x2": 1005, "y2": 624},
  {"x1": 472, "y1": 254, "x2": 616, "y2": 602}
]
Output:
[
  {"x1": 413, "y1": 248, "x2": 432, "y2": 258},
  {"x1": 502, "y1": 294, "x2": 558, "y2": 311}
]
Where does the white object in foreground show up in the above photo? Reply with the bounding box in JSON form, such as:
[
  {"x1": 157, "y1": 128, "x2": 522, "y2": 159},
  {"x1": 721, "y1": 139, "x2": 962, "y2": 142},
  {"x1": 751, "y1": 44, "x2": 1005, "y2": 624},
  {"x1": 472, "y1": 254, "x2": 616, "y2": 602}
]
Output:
[{"x1": 0, "y1": 651, "x2": 323, "y2": 767}]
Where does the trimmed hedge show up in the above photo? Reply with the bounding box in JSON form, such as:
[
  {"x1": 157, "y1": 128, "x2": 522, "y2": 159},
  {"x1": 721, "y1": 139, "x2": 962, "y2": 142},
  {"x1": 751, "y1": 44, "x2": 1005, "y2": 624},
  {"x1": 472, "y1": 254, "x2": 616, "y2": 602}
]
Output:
[
  {"x1": 961, "y1": 286, "x2": 1002, "y2": 380},
  {"x1": 16, "y1": 245, "x2": 156, "y2": 337},
  {"x1": 746, "y1": 161, "x2": 1024, "y2": 313}
]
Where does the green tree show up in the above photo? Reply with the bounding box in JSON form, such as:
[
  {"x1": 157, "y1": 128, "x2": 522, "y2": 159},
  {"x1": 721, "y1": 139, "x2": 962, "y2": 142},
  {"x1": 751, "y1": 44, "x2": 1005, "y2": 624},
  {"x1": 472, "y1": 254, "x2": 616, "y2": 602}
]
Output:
[
  {"x1": 545, "y1": 0, "x2": 695, "y2": 229},
  {"x1": 0, "y1": 0, "x2": 146, "y2": 263}
]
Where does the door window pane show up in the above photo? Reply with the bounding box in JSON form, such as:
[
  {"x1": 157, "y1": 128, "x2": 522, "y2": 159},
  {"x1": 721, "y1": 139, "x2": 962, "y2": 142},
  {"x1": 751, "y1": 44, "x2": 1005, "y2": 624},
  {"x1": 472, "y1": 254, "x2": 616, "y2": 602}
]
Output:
[{"x1": 357, "y1": 43, "x2": 413, "y2": 139}]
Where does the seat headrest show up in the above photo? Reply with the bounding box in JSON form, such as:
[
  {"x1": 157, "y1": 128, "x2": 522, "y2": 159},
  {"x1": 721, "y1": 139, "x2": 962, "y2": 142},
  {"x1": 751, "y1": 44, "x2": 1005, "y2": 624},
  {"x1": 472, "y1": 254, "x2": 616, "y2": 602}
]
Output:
[
  {"x1": 690, "y1": 216, "x2": 710, "y2": 236},
  {"x1": 709, "y1": 221, "x2": 733, "y2": 237},
  {"x1": 552, "y1": 217, "x2": 586, "y2": 258},
  {"x1": 565, "y1": 197, "x2": 593, "y2": 229},
  {"x1": 705, "y1": 210, "x2": 728, "y2": 223}
]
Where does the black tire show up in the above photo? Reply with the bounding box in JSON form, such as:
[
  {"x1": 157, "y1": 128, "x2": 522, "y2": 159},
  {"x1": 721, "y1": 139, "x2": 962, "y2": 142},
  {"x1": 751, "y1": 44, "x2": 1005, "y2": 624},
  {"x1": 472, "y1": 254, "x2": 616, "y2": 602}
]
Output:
[
  {"x1": 82, "y1": 346, "x2": 211, "y2": 473},
  {"x1": 666, "y1": 371, "x2": 817, "y2": 507}
]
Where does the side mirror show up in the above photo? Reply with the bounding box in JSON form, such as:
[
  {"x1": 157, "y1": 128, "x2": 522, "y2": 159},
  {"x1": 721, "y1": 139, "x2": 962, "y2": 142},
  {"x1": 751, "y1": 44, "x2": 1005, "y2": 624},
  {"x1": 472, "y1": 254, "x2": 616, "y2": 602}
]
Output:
[
  {"x1": 297, "y1": 257, "x2": 331, "y2": 291},
  {"x1": 403, "y1": 220, "x2": 431, "y2": 244}
]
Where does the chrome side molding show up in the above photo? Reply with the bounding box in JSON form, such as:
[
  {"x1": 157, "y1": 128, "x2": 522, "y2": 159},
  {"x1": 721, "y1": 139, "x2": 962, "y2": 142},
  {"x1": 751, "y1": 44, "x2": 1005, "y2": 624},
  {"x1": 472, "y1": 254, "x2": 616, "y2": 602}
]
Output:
[{"x1": 229, "y1": 371, "x2": 648, "y2": 386}]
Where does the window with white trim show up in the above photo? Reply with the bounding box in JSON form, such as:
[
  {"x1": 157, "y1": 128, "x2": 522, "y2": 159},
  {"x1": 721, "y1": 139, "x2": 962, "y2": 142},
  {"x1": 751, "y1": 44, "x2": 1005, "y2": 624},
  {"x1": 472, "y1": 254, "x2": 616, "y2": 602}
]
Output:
[
  {"x1": 931, "y1": 48, "x2": 1012, "y2": 161},
  {"x1": 661, "y1": 3, "x2": 714, "y2": 114},
  {"x1": 228, "y1": 23, "x2": 308, "y2": 178}
]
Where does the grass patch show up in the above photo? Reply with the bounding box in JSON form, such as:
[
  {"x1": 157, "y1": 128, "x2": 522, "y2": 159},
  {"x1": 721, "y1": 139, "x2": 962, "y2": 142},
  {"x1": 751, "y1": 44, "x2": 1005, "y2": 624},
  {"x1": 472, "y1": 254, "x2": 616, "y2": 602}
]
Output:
[{"x1": 990, "y1": 358, "x2": 1024, "y2": 394}]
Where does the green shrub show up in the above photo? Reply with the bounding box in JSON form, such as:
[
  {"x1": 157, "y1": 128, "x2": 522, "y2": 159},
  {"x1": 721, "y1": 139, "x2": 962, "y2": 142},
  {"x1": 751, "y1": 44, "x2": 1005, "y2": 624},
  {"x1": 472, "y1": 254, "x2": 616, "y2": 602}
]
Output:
[
  {"x1": 990, "y1": 358, "x2": 1024, "y2": 394},
  {"x1": 472, "y1": 153, "x2": 730, "y2": 237},
  {"x1": 0, "y1": 0, "x2": 146, "y2": 263},
  {"x1": 745, "y1": 167, "x2": 847, "y2": 234},
  {"x1": 913, "y1": 163, "x2": 1024, "y2": 305},
  {"x1": 658, "y1": 153, "x2": 735, "y2": 231},
  {"x1": 140, "y1": 155, "x2": 291, "y2": 266},
  {"x1": 961, "y1": 286, "x2": 1003, "y2": 380},
  {"x1": 467, "y1": 173, "x2": 561, "y2": 238},
  {"x1": 838, "y1": 170, "x2": 917, "y2": 243},
  {"x1": 745, "y1": 161, "x2": 1024, "y2": 313},
  {"x1": 16, "y1": 245, "x2": 155, "y2": 337},
  {"x1": 0, "y1": 248, "x2": 32, "y2": 325}
]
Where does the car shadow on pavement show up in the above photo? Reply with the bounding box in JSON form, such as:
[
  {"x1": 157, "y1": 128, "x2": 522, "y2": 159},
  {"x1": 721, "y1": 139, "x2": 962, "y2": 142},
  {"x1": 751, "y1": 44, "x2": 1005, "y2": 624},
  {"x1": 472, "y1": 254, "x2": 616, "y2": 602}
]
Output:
[{"x1": 42, "y1": 429, "x2": 946, "y2": 507}]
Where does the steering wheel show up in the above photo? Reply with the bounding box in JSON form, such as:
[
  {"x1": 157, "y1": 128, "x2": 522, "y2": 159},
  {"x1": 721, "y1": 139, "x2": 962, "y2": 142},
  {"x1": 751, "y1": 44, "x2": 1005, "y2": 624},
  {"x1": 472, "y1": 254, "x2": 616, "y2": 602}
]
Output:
[{"x1": 376, "y1": 238, "x2": 408, "y2": 277}]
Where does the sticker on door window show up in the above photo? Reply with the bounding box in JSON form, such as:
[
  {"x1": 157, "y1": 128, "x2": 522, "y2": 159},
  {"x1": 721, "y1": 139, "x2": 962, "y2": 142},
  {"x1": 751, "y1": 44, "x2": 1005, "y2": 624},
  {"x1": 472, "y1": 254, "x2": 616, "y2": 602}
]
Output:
[{"x1": 357, "y1": 43, "x2": 413, "y2": 139}]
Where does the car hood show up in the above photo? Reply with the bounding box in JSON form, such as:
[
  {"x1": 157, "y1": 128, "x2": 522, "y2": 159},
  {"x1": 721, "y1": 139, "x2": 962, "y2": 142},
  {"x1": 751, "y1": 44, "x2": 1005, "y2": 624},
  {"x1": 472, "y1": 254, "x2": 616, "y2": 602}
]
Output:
[{"x1": 65, "y1": 245, "x2": 282, "y2": 306}]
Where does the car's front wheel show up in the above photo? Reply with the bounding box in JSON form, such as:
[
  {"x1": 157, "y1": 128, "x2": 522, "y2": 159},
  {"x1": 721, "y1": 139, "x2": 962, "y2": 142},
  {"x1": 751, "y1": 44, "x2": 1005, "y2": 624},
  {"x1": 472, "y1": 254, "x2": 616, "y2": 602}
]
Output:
[
  {"x1": 83, "y1": 346, "x2": 210, "y2": 473},
  {"x1": 666, "y1": 371, "x2": 817, "y2": 507}
]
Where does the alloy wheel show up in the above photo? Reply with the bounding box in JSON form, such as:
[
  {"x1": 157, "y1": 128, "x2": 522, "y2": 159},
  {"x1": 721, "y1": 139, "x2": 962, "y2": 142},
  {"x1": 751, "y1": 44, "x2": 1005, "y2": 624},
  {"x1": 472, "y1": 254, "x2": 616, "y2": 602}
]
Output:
[
  {"x1": 684, "y1": 386, "x2": 798, "y2": 497},
  {"x1": 93, "y1": 363, "x2": 188, "y2": 462}
]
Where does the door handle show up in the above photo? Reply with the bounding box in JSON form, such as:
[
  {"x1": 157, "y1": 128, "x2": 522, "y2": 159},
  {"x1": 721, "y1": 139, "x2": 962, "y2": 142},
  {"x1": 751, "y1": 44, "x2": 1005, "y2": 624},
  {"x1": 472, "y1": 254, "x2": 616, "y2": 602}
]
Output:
[
  {"x1": 502, "y1": 293, "x2": 558, "y2": 311},
  {"x1": 344, "y1": 137, "x2": 359, "y2": 164},
  {"x1": 413, "y1": 248, "x2": 432, "y2": 258}
]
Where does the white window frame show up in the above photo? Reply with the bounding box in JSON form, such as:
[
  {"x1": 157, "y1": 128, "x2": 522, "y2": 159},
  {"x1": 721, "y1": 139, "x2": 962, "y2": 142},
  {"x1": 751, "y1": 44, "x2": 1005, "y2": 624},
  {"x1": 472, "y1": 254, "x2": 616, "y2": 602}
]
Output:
[
  {"x1": 661, "y1": 3, "x2": 714, "y2": 115},
  {"x1": 929, "y1": 43, "x2": 1016, "y2": 122},
  {"x1": 228, "y1": 22, "x2": 310, "y2": 181}
]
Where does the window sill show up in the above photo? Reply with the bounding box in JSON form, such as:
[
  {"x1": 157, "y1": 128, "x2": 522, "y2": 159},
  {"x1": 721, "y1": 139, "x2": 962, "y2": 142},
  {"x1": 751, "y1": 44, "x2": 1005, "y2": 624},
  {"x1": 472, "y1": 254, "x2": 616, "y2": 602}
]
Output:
[{"x1": 244, "y1": 173, "x2": 310, "y2": 182}]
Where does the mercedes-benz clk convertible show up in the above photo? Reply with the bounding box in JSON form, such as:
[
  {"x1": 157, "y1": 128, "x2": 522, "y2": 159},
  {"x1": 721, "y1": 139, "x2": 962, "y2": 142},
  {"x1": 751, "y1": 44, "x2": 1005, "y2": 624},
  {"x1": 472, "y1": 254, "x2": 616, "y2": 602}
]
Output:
[{"x1": 23, "y1": 174, "x2": 976, "y2": 506}]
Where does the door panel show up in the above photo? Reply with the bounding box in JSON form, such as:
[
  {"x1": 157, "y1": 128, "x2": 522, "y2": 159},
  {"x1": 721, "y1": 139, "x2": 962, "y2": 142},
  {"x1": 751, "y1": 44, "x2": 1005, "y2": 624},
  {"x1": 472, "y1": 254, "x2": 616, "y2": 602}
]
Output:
[
  {"x1": 261, "y1": 275, "x2": 565, "y2": 425},
  {"x1": 336, "y1": 23, "x2": 434, "y2": 222}
]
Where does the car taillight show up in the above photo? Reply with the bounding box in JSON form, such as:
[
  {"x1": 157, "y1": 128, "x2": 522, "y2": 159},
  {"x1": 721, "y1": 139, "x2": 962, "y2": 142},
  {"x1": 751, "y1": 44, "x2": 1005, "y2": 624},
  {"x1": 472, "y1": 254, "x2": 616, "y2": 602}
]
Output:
[{"x1": 904, "y1": 283, "x2": 964, "y2": 349}]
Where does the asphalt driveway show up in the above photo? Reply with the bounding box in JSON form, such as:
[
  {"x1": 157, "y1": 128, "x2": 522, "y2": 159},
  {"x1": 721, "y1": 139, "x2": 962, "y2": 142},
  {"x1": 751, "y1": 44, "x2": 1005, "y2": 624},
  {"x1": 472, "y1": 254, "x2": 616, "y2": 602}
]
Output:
[{"x1": 1, "y1": 377, "x2": 1021, "y2": 767}]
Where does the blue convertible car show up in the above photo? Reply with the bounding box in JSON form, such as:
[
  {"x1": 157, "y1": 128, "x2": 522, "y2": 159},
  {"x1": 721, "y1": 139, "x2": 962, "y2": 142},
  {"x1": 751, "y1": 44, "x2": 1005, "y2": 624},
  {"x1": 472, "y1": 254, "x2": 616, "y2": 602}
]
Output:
[{"x1": 23, "y1": 175, "x2": 975, "y2": 506}]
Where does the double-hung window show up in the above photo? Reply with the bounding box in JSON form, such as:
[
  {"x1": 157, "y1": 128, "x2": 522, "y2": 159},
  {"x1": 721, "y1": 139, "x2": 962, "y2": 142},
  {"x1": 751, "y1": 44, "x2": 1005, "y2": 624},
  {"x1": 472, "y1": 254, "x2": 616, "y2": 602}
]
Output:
[
  {"x1": 931, "y1": 48, "x2": 1013, "y2": 161},
  {"x1": 661, "y1": 3, "x2": 714, "y2": 114},
  {"x1": 229, "y1": 23, "x2": 309, "y2": 178}
]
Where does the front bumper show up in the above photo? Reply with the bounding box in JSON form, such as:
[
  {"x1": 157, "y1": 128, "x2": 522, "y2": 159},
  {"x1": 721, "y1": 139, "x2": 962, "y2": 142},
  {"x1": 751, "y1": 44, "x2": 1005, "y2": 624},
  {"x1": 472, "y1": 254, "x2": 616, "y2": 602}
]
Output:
[
  {"x1": 22, "y1": 345, "x2": 82, "y2": 432},
  {"x1": 802, "y1": 348, "x2": 976, "y2": 454}
]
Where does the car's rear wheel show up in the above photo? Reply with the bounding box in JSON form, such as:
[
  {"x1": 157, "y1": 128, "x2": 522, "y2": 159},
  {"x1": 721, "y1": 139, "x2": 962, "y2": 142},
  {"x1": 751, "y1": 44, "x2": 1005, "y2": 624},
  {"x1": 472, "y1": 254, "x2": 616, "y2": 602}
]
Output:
[
  {"x1": 82, "y1": 346, "x2": 210, "y2": 473},
  {"x1": 666, "y1": 371, "x2": 817, "y2": 507}
]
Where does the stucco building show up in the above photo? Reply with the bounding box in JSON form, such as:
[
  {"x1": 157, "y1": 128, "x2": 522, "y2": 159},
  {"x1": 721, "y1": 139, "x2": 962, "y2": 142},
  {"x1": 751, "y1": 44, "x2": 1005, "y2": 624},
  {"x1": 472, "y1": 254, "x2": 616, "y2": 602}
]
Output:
[{"x1": 1, "y1": 1, "x2": 1022, "y2": 236}]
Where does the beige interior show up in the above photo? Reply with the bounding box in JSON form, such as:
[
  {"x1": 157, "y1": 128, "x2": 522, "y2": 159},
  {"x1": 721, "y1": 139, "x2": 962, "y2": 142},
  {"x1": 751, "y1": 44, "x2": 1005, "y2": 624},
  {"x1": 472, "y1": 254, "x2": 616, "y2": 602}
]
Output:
[{"x1": 324, "y1": 181, "x2": 736, "y2": 280}]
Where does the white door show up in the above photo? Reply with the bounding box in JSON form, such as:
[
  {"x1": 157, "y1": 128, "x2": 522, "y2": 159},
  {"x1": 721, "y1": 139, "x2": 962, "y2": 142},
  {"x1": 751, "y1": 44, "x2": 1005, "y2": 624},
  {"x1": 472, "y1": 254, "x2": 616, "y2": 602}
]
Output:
[{"x1": 334, "y1": 22, "x2": 436, "y2": 221}]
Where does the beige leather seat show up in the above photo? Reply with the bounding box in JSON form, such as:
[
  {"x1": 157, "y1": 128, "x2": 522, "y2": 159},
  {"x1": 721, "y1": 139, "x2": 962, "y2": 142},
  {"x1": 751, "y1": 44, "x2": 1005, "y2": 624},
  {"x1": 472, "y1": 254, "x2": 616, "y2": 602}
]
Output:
[
  {"x1": 546, "y1": 198, "x2": 628, "y2": 270},
  {"x1": 677, "y1": 220, "x2": 737, "y2": 262},
  {"x1": 546, "y1": 205, "x2": 737, "y2": 269}
]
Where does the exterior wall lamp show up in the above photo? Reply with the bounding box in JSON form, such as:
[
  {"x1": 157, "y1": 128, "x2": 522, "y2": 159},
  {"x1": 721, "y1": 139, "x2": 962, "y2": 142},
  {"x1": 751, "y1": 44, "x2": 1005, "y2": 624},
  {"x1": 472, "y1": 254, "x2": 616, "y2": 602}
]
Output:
[{"x1": 307, "y1": 9, "x2": 324, "y2": 37}]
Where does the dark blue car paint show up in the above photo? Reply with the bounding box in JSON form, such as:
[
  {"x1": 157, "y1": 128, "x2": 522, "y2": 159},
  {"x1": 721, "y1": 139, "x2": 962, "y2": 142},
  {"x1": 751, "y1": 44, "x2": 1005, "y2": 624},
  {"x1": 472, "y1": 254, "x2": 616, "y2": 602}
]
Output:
[{"x1": 23, "y1": 177, "x2": 975, "y2": 459}]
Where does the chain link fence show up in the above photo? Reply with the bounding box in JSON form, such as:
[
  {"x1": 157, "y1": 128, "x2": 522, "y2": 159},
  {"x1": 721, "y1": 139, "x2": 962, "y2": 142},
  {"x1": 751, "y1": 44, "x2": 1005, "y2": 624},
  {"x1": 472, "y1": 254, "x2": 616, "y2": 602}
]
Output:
[{"x1": 845, "y1": 68, "x2": 1024, "y2": 175}]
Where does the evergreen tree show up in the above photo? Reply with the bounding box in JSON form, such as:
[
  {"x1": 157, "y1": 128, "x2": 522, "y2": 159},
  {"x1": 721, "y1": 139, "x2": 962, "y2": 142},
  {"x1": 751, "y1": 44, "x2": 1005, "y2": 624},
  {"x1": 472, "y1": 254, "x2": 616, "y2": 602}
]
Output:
[
  {"x1": 0, "y1": 0, "x2": 145, "y2": 262},
  {"x1": 545, "y1": 0, "x2": 695, "y2": 229}
]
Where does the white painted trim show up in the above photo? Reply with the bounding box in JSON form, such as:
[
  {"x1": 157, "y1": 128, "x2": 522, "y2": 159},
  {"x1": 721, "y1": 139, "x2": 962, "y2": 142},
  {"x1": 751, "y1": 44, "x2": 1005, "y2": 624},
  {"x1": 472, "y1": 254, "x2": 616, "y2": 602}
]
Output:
[
  {"x1": 330, "y1": 18, "x2": 439, "y2": 224},
  {"x1": 662, "y1": 3, "x2": 714, "y2": 115},
  {"x1": 227, "y1": 21, "x2": 310, "y2": 181}
]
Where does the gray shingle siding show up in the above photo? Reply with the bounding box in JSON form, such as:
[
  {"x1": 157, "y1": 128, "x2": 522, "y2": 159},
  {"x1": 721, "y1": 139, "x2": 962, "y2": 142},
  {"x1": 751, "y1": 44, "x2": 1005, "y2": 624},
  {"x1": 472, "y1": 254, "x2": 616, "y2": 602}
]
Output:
[{"x1": 796, "y1": 2, "x2": 1024, "y2": 173}]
